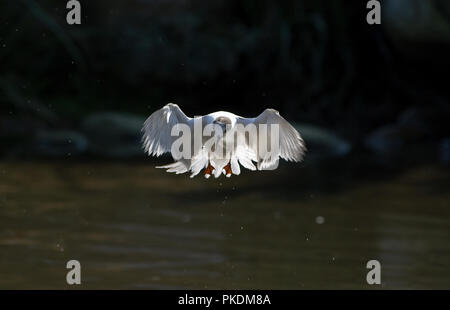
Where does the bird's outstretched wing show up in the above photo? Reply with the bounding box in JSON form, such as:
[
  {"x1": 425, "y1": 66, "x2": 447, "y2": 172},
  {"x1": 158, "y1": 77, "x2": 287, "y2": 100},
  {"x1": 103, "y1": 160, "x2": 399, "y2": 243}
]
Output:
[
  {"x1": 142, "y1": 103, "x2": 191, "y2": 157},
  {"x1": 236, "y1": 108, "x2": 306, "y2": 170}
]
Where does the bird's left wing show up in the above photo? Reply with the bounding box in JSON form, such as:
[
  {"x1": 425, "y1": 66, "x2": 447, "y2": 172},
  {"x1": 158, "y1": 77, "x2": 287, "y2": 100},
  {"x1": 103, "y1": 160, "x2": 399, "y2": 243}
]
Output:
[
  {"x1": 236, "y1": 109, "x2": 306, "y2": 170},
  {"x1": 142, "y1": 103, "x2": 192, "y2": 157}
]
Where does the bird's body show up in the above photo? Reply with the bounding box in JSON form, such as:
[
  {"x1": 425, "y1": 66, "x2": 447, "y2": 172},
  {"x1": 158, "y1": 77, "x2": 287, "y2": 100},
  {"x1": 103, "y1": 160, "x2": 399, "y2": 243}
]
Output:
[{"x1": 142, "y1": 103, "x2": 306, "y2": 178}]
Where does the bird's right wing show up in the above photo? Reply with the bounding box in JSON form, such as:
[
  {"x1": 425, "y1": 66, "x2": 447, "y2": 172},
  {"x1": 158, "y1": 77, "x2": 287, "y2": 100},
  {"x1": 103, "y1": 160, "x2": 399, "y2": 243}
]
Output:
[{"x1": 142, "y1": 103, "x2": 192, "y2": 157}]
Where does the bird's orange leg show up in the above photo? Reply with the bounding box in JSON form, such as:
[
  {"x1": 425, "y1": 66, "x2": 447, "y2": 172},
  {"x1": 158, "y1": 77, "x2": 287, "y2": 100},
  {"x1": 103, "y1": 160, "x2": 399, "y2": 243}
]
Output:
[
  {"x1": 204, "y1": 162, "x2": 214, "y2": 178},
  {"x1": 223, "y1": 162, "x2": 232, "y2": 177}
]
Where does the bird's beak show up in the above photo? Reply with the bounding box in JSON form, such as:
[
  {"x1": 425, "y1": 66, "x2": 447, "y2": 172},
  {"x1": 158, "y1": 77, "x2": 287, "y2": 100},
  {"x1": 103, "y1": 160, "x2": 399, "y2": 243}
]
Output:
[{"x1": 213, "y1": 121, "x2": 227, "y2": 133}]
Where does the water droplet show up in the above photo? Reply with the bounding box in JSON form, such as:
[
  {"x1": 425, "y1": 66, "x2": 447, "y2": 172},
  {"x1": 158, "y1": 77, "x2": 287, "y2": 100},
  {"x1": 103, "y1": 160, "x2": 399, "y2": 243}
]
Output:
[
  {"x1": 315, "y1": 216, "x2": 325, "y2": 224},
  {"x1": 56, "y1": 243, "x2": 64, "y2": 252}
]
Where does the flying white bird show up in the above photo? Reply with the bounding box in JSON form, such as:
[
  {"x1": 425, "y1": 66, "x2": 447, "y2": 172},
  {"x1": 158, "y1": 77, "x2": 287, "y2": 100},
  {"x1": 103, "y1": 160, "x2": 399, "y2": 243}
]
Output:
[{"x1": 142, "y1": 103, "x2": 306, "y2": 178}]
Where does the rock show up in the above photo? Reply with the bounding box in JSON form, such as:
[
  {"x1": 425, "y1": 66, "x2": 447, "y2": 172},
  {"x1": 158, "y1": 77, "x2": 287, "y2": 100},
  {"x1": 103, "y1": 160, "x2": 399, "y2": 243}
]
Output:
[
  {"x1": 0, "y1": 117, "x2": 44, "y2": 139},
  {"x1": 366, "y1": 106, "x2": 449, "y2": 155},
  {"x1": 293, "y1": 123, "x2": 351, "y2": 158},
  {"x1": 398, "y1": 106, "x2": 448, "y2": 134},
  {"x1": 383, "y1": 0, "x2": 450, "y2": 44},
  {"x1": 438, "y1": 138, "x2": 450, "y2": 164},
  {"x1": 33, "y1": 130, "x2": 88, "y2": 157},
  {"x1": 383, "y1": 0, "x2": 450, "y2": 64},
  {"x1": 397, "y1": 107, "x2": 429, "y2": 133},
  {"x1": 81, "y1": 112, "x2": 146, "y2": 158},
  {"x1": 365, "y1": 124, "x2": 409, "y2": 154},
  {"x1": 0, "y1": 117, "x2": 47, "y2": 157}
]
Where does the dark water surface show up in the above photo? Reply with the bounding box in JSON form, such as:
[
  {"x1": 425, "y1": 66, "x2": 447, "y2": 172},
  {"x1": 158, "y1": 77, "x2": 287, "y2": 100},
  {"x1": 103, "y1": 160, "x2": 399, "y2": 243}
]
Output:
[{"x1": 0, "y1": 158, "x2": 449, "y2": 289}]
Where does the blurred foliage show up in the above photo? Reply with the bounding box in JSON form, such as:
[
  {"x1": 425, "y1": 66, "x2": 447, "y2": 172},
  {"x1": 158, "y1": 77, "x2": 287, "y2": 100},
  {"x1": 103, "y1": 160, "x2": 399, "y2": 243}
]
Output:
[{"x1": 0, "y1": 0, "x2": 449, "y2": 137}]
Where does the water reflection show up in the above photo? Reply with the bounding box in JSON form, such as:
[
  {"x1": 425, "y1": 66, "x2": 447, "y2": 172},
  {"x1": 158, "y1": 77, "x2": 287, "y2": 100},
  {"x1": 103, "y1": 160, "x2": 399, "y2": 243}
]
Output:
[{"x1": 0, "y1": 158, "x2": 449, "y2": 289}]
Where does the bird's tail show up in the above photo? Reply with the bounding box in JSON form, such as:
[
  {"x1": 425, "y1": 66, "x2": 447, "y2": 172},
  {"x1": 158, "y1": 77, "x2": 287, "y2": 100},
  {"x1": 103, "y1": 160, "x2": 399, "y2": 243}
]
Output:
[{"x1": 156, "y1": 161, "x2": 189, "y2": 174}]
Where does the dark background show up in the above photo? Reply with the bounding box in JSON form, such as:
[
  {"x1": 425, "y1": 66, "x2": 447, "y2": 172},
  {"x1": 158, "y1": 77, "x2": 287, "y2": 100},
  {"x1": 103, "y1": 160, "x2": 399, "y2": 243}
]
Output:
[
  {"x1": 0, "y1": 0, "x2": 450, "y2": 290},
  {"x1": 1, "y1": 0, "x2": 449, "y2": 161}
]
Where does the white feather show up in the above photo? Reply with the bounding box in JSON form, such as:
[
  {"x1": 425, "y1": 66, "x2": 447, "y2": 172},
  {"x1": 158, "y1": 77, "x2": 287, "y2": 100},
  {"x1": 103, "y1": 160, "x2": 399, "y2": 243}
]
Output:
[
  {"x1": 143, "y1": 104, "x2": 305, "y2": 178},
  {"x1": 236, "y1": 109, "x2": 306, "y2": 170}
]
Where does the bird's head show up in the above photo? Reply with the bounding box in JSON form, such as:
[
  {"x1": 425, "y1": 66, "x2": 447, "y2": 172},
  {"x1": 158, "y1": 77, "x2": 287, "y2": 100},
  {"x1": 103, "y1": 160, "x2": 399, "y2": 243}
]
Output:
[{"x1": 213, "y1": 116, "x2": 233, "y2": 133}]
